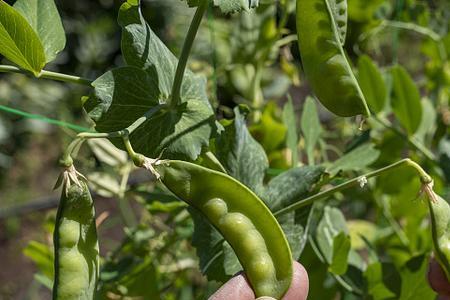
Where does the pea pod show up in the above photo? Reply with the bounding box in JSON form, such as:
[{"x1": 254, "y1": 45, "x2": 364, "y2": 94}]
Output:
[
  {"x1": 53, "y1": 171, "x2": 99, "y2": 300},
  {"x1": 427, "y1": 193, "x2": 450, "y2": 280},
  {"x1": 296, "y1": 0, "x2": 370, "y2": 117},
  {"x1": 153, "y1": 160, "x2": 293, "y2": 299}
]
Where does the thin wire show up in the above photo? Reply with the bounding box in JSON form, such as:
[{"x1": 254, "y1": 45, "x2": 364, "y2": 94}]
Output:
[{"x1": 0, "y1": 104, "x2": 93, "y2": 133}]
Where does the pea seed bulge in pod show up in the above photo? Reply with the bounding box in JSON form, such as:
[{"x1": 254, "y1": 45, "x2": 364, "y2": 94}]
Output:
[{"x1": 0, "y1": 0, "x2": 449, "y2": 299}]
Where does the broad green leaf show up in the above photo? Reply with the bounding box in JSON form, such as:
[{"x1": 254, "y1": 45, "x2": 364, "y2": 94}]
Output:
[
  {"x1": 0, "y1": 0, "x2": 45, "y2": 75},
  {"x1": 282, "y1": 97, "x2": 299, "y2": 167},
  {"x1": 118, "y1": 0, "x2": 207, "y2": 102},
  {"x1": 330, "y1": 232, "x2": 351, "y2": 275},
  {"x1": 14, "y1": 0, "x2": 66, "y2": 63},
  {"x1": 327, "y1": 143, "x2": 380, "y2": 177},
  {"x1": 391, "y1": 66, "x2": 423, "y2": 135},
  {"x1": 364, "y1": 262, "x2": 400, "y2": 300},
  {"x1": 398, "y1": 255, "x2": 436, "y2": 300},
  {"x1": 87, "y1": 2, "x2": 216, "y2": 160},
  {"x1": 297, "y1": 0, "x2": 370, "y2": 117},
  {"x1": 301, "y1": 96, "x2": 322, "y2": 165},
  {"x1": 183, "y1": 0, "x2": 259, "y2": 13},
  {"x1": 358, "y1": 55, "x2": 387, "y2": 114},
  {"x1": 265, "y1": 165, "x2": 324, "y2": 211},
  {"x1": 215, "y1": 107, "x2": 268, "y2": 195}
]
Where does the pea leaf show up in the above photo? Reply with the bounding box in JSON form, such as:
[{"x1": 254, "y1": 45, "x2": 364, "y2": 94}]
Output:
[
  {"x1": 358, "y1": 55, "x2": 387, "y2": 114},
  {"x1": 364, "y1": 262, "x2": 401, "y2": 299},
  {"x1": 265, "y1": 166, "x2": 324, "y2": 211},
  {"x1": 282, "y1": 97, "x2": 299, "y2": 167},
  {"x1": 330, "y1": 232, "x2": 351, "y2": 275},
  {"x1": 215, "y1": 107, "x2": 268, "y2": 195},
  {"x1": 85, "y1": 0, "x2": 216, "y2": 160},
  {"x1": 13, "y1": 0, "x2": 66, "y2": 63},
  {"x1": 327, "y1": 143, "x2": 380, "y2": 177},
  {"x1": 183, "y1": 0, "x2": 259, "y2": 14},
  {"x1": 0, "y1": 0, "x2": 46, "y2": 76},
  {"x1": 119, "y1": 0, "x2": 207, "y2": 102},
  {"x1": 391, "y1": 65, "x2": 423, "y2": 136},
  {"x1": 398, "y1": 255, "x2": 436, "y2": 300},
  {"x1": 301, "y1": 97, "x2": 322, "y2": 166}
]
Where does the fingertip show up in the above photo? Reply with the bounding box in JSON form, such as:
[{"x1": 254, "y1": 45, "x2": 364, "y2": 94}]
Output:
[{"x1": 282, "y1": 261, "x2": 309, "y2": 300}]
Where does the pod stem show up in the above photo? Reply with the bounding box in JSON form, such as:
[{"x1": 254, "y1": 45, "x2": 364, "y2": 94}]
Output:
[
  {"x1": 275, "y1": 158, "x2": 433, "y2": 217},
  {"x1": 0, "y1": 64, "x2": 92, "y2": 86}
]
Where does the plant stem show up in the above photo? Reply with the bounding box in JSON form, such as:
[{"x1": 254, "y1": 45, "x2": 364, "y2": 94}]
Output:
[
  {"x1": 77, "y1": 104, "x2": 166, "y2": 140},
  {"x1": 275, "y1": 158, "x2": 431, "y2": 217},
  {"x1": 170, "y1": 1, "x2": 208, "y2": 108},
  {"x1": 0, "y1": 65, "x2": 92, "y2": 86}
]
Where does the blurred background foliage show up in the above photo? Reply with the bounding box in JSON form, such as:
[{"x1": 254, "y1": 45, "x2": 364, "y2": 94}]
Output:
[{"x1": 0, "y1": 0, "x2": 449, "y2": 299}]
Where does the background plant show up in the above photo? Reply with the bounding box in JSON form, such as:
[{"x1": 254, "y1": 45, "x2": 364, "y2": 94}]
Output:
[{"x1": 0, "y1": 0, "x2": 449, "y2": 299}]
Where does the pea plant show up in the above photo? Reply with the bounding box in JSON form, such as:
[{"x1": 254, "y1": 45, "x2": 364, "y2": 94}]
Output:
[{"x1": 1, "y1": 0, "x2": 449, "y2": 299}]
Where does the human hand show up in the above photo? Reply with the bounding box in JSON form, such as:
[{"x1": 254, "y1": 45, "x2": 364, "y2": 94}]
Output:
[
  {"x1": 209, "y1": 261, "x2": 309, "y2": 300},
  {"x1": 428, "y1": 258, "x2": 450, "y2": 300}
]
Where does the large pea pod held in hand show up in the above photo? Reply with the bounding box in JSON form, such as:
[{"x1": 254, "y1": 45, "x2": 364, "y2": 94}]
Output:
[
  {"x1": 154, "y1": 160, "x2": 293, "y2": 299},
  {"x1": 53, "y1": 180, "x2": 99, "y2": 300},
  {"x1": 296, "y1": 0, "x2": 370, "y2": 117},
  {"x1": 427, "y1": 193, "x2": 450, "y2": 280}
]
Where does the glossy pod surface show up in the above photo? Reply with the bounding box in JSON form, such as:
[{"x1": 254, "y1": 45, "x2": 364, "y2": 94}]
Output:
[
  {"x1": 155, "y1": 160, "x2": 293, "y2": 299},
  {"x1": 428, "y1": 194, "x2": 450, "y2": 280},
  {"x1": 296, "y1": 0, "x2": 370, "y2": 117},
  {"x1": 53, "y1": 182, "x2": 99, "y2": 300}
]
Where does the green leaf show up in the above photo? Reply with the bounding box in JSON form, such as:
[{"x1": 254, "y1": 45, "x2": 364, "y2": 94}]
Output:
[
  {"x1": 330, "y1": 232, "x2": 351, "y2": 275},
  {"x1": 364, "y1": 262, "x2": 400, "y2": 300},
  {"x1": 13, "y1": 0, "x2": 66, "y2": 63},
  {"x1": 283, "y1": 97, "x2": 299, "y2": 167},
  {"x1": 215, "y1": 107, "x2": 268, "y2": 195},
  {"x1": 413, "y1": 98, "x2": 436, "y2": 144},
  {"x1": 315, "y1": 206, "x2": 349, "y2": 265},
  {"x1": 398, "y1": 255, "x2": 436, "y2": 300},
  {"x1": 391, "y1": 65, "x2": 423, "y2": 135},
  {"x1": 182, "y1": 0, "x2": 260, "y2": 13},
  {"x1": 23, "y1": 241, "x2": 54, "y2": 281},
  {"x1": 190, "y1": 208, "x2": 230, "y2": 282},
  {"x1": 265, "y1": 166, "x2": 324, "y2": 211},
  {"x1": 0, "y1": 0, "x2": 46, "y2": 75},
  {"x1": 118, "y1": 0, "x2": 207, "y2": 102},
  {"x1": 327, "y1": 143, "x2": 380, "y2": 177},
  {"x1": 297, "y1": 0, "x2": 370, "y2": 117},
  {"x1": 86, "y1": 1, "x2": 217, "y2": 160},
  {"x1": 250, "y1": 102, "x2": 287, "y2": 153},
  {"x1": 357, "y1": 55, "x2": 387, "y2": 114},
  {"x1": 301, "y1": 96, "x2": 322, "y2": 166}
]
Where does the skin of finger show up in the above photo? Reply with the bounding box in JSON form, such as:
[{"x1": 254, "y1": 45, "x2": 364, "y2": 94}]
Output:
[
  {"x1": 428, "y1": 258, "x2": 450, "y2": 296},
  {"x1": 209, "y1": 261, "x2": 309, "y2": 300}
]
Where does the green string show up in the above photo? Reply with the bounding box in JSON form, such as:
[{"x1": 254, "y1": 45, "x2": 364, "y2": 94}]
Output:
[{"x1": 0, "y1": 104, "x2": 93, "y2": 133}]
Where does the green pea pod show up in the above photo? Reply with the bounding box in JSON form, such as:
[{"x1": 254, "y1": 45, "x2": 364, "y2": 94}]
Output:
[
  {"x1": 53, "y1": 178, "x2": 99, "y2": 300},
  {"x1": 296, "y1": 0, "x2": 370, "y2": 117},
  {"x1": 428, "y1": 193, "x2": 450, "y2": 280},
  {"x1": 154, "y1": 160, "x2": 293, "y2": 299}
]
